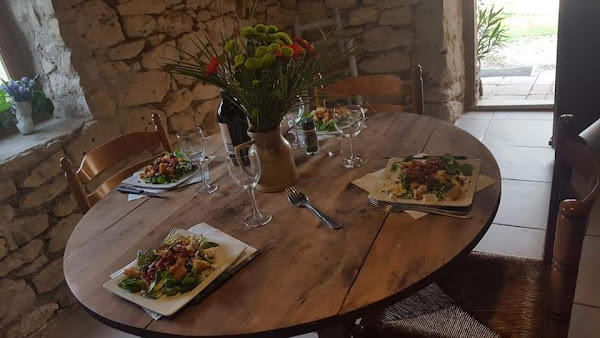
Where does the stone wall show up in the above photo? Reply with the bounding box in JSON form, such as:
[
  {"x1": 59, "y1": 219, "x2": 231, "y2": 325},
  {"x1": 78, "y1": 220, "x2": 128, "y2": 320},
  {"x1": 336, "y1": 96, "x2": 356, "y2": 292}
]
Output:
[{"x1": 280, "y1": 0, "x2": 465, "y2": 121}]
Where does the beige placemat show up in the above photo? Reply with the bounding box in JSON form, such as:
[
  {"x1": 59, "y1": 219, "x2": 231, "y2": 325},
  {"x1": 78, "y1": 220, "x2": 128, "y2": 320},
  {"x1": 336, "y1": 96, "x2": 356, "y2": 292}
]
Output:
[{"x1": 352, "y1": 169, "x2": 496, "y2": 219}]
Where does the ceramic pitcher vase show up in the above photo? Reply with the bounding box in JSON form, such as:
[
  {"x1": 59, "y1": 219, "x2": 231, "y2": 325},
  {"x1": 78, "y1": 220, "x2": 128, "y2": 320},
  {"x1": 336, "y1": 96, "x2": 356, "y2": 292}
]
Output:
[{"x1": 234, "y1": 126, "x2": 299, "y2": 192}]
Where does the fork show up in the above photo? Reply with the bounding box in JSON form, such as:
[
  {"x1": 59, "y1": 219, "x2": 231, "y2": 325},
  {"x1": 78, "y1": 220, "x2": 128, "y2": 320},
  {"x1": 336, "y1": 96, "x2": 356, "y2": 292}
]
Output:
[
  {"x1": 368, "y1": 197, "x2": 473, "y2": 219},
  {"x1": 285, "y1": 186, "x2": 342, "y2": 230}
]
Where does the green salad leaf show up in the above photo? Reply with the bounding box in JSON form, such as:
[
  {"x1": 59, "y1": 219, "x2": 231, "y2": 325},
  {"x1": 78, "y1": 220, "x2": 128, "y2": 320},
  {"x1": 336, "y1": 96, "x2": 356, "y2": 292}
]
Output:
[{"x1": 118, "y1": 278, "x2": 147, "y2": 293}]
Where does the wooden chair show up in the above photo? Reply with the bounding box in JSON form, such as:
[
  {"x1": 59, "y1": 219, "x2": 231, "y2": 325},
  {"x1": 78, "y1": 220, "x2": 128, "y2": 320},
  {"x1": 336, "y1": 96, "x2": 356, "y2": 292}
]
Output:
[
  {"x1": 360, "y1": 114, "x2": 599, "y2": 337},
  {"x1": 317, "y1": 66, "x2": 424, "y2": 115},
  {"x1": 60, "y1": 113, "x2": 172, "y2": 214}
]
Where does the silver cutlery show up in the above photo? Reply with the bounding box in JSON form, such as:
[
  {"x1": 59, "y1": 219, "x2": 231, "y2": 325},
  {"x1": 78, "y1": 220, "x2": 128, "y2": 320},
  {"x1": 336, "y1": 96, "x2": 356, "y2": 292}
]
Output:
[
  {"x1": 380, "y1": 155, "x2": 468, "y2": 160},
  {"x1": 285, "y1": 186, "x2": 342, "y2": 230},
  {"x1": 368, "y1": 197, "x2": 473, "y2": 219},
  {"x1": 117, "y1": 186, "x2": 167, "y2": 199}
]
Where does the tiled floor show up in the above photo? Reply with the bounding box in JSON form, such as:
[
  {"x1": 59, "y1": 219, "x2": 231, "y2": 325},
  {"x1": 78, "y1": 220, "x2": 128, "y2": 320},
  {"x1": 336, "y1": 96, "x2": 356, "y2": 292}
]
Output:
[
  {"x1": 42, "y1": 111, "x2": 599, "y2": 338},
  {"x1": 479, "y1": 70, "x2": 555, "y2": 105}
]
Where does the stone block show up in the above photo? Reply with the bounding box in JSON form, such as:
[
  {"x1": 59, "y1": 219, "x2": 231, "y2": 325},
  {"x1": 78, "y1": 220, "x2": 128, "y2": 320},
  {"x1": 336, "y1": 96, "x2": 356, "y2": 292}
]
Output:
[
  {"x1": 0, "y1": 279, "x2": 36, "y2": 329},
  {"x1": 168, "y1": 109, "x2": 196, "y2": 131},
  {"x1": 141, "y1": 41, "x2": 180, "y2": 70},
  {"x1": 3, "y1": 214, "x2": 49, "y2": 249},
  {"x1": 123, "y1": 15, "x2": 157, "y2": 38},
  {"x1": 197, "y1": 10, "x2": 211, "y2": 22},
  {"x1": 88, "y1": 88, "x2": 117, "y2": 119},
  {"x1": 117, "y1": 0, "x2": 166, "y2": 16},
  {"x1": 109, "y1": 40, "x2": 146, "y2": 61},
  {"x1": 118, "y1": 106, "x2": 166, "y2": 134},
  {"x1": 20, "y1": 150, "x2": 65, "y2": 189},
  {"x1": 65, "y1": 120, "x2": 122, "y2": 165},
  {"x1": 157, "y1": 12, "x2": 195, "y2": 36},
  {"x1": 0, "y1": 179, "x2": 17, "y2": 202},
  {"x1": 66, "y1": 0, "x2": 124, "y2": 49},
  {"x1": 358, "y1": 50, "x2": 411, "y2": 74},
  {"x1": 193, "y1": 98, "x2": 220, "y2": 126},
  {"x1": 377, "y1": 0, "x2": 421, "y2": 7},
  {"x1": 54, "y1": 0, "x2": 86, "y2": 10},
  {"x1": 0, "y1": 239, "x2": 44, "y2": 277},
  {"x1": 324, "y1": 0, "x2": 357, "y2": 9},
  {"x1": 204, "y1": 16, "x2": 237, "y2": 40},
  {"x1": 0, "y1": 140, "x2": 61, "y2": 175},
  {"x1": 15, "y1": 254, "x2": 48, "y2": 277},
  {"x1": 52, "y1": 193, "x2": 78, "y2": 217},
  {"x1": 165, "y1": 89, "x2": 194, "y2": 116},
  {"x1": 348, "y1": 6, "x2": 378, "y2": 26},
  {"x1": 4, "y1": 302, "x2": 59, "y2": 338},
  {"x1": 208, "y1": 0, "x2": 236, "y2": 14},
  {"x1": 83, "y1": 59, "x2": 130, "y2": 82},
  {"x1": 177, "y1": 32, "x2": 208, "y2": 58},
  {"x1": 0, "y1": 238, "x2": 8, "y2": 260},
  {"x1": 166, "y1": 0, "x2": 184, "y2": 7},
  {"x1": 379, "y1": 6, "x2": 412, "y2": 26},
  {"x1": 120, "y1": 71, "x2": 172, "y2": 106},
  {"x1": 147, "y1": 33, "x2": 166, "y2": 47},
  {"x1": 362, "y1": 26, "x2": 412, "y2": 52},
  {"x1": 20, "y1": 177, "x2": 68, "y2": 210},
  {"x1": 186, "y1": 0, "x2": 212, "y2": 10},
  {"x1": 55, "y1": 283, "x2": 78, "y2": 307},
  {"x1": 32, "y1": 258, "x2": 64, "y2": 294},
  {"x1": 47, "y1": 213, "x2": 83, "y2": 253},
  {"x1": 192, "y1": 83, "x2": 220, "y2": 100},
  {"x1": 0, "y1": 204, "x2": 15, "y2": 227}
]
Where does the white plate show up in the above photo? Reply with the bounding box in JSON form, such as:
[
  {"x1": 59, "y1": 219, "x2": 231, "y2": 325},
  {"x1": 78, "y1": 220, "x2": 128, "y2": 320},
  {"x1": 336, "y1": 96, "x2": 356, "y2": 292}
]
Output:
[
  {"x1": 369, "y1": 157, "x2": 482, "y2": 207},
  {"x1": 121, "y1": 168, "x2": 199, "y2": 190},
  {"x1": 103, "y1": 228, "x2": 245, "y2": 317}
]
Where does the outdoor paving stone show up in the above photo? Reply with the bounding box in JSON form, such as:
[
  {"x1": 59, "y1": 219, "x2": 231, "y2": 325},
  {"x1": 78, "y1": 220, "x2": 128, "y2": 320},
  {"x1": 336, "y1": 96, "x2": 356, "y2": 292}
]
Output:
[
  {"x1": 530, "y1": 84, "x2": 553, "y2": 95},
  {"x1": 482, "y1": 84, "x2": 496, "y2": 97},
  {"x1": 545, "y1": 93, "x2": 555, "y2": 101},
  {"x1": 492, "y1": 84, "x2": 533, "y2": 96},
  {"x1": 526, "y1": 95, "x2": 547, "y2": 100},
  {"x1": 535, "y1": 70, "x2": 556, "y2": 84},
  {"x1": 481, "y1": 76, "x2": 504, "y2": 85},
  {"x1": 498, "y1": 76, "x2": 537, "y2": 85}
]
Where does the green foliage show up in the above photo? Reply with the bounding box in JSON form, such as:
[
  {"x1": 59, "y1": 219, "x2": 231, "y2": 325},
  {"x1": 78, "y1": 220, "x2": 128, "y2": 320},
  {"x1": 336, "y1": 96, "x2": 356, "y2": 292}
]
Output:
[
  {"x1": 31, "y1": 90, "x2": 54, "y2": 117},
  {"x1": 477, "y1": 4, "x2": 509, "y2": 61},
  {"x1": 0, "y1": 89, "x2": 10, "y2": 112}
]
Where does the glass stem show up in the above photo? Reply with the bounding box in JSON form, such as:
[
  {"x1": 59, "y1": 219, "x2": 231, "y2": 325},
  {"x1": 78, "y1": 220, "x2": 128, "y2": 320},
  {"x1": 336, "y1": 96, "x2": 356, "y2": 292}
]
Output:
[
  {"x1": 247, "y1": 188, "x2": 261, "y2": 215},
  {"x1": 348, "y1": 136, "x2": 356, "y2": 159},
  {"x1": 198, "y1": 162, "x2": 208, "y2": 187}
]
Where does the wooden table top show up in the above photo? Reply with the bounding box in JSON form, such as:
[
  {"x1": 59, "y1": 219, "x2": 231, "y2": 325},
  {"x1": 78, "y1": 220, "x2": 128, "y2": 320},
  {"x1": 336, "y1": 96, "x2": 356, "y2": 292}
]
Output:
[{"x1": 64, "y1": 112, "x2": 501, "y2": 337}]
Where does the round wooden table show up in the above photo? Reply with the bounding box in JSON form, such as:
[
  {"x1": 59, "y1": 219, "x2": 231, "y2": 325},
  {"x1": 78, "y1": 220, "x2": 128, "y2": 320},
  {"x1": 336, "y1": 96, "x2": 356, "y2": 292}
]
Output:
[{"x1": 64, "y1": 112, "x2": 501, "y2": 337}]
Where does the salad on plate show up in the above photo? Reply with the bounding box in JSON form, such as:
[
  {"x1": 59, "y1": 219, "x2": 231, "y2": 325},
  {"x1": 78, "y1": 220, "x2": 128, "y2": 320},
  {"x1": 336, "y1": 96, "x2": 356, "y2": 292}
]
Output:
[
  {"x1": 118, "y1": 233, "x2": 219, "y2": 299},
  {"x1": 140, "y1": 151, "x2": 196, "y2": 184}
]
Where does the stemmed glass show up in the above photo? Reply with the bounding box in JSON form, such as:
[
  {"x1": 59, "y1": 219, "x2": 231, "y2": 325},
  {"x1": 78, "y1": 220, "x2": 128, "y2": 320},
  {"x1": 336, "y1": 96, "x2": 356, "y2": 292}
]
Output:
[
  {"x1": 332, "y1": 105, "x2": 367, "y2": 168},
  {"x1": 227, "y1": 149, "x2": 272, "y2": 227},
  {"x1": 283, "y1": 97, "x2": 306, "y2": 149},
  {"x1": 177, "y1": 127, "x2": 218, "y2": 195}
]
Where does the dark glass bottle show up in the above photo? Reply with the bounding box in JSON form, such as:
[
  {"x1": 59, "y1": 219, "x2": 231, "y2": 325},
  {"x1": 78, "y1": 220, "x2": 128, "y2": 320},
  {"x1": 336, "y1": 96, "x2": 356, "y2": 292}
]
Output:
[{"x1": 217, "y1": 91, "x2": 250, "y2": 155}]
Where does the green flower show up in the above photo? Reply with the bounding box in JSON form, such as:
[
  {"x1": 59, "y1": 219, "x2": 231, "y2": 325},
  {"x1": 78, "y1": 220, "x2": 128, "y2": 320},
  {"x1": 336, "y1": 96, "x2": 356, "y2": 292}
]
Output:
[
  {"x1": 267, "y1": 33, "x2": 279, "y2": 41},
  {"x1": 271, "y1": 39, "x2": 284, "y2": 45},
  {"x1": 224, "y1": 40, "x2": 236, "y2": 52},
  {"x1": 267, "y1": 25, "x2": 278, "y2": 33},
  {"x1": 254, "y1": 24, "x2": 268, "y2": 33},
  {"x1": 262, "y1": 52, "x2": 276, "y2": 65},
  {"x1": 277, "y1": 32, "x2": 293, "y2": 45},
  {"x1": 267, "y1": 43, "x2": 280, "y2": 52},
  {"x1": 255, "y1": 32, "x2": 267, "y2": 41},
  {"x1": 234, "y1": 54, "x2": 246, "y2": 64},
  {"x1": 252, "y1": 80, "x2": 260, "y2": 85},
  {"x1": 255, "y1": 46, "x2": 268, "y2": 57},
  {"x1": 244, "y1": 57, "x2": 263, "y2": 70},
  {"x1": 280, "y1": 46, "x2": 293, "y2": 58},
  {"x1": 241, "y1": 26, "x2": 257, "y2": 37}
]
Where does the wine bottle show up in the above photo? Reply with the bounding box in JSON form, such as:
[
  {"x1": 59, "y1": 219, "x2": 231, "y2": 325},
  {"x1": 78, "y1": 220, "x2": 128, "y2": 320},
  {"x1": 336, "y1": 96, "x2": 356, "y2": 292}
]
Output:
[{"x1": 217, "y1": 91, "x2": 250, "y2": 154}]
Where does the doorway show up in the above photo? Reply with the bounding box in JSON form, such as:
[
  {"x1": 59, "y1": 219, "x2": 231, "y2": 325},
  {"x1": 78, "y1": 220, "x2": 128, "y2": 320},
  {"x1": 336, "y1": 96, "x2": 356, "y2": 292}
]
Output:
[{"x1": 468, "y1": 0, "x2": 559, "y2": 109}]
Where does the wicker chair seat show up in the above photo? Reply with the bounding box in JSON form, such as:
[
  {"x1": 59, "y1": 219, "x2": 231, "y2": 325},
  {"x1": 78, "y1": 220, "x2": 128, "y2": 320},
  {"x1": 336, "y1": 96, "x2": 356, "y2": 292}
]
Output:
[{"x1": 362, "y1": 252, "x2": 548, "y2": 338}]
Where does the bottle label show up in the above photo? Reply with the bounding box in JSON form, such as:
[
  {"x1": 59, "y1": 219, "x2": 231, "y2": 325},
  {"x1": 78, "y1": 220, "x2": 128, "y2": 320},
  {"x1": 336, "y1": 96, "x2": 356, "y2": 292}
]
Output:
[{"x1": 219, "y1": 122, "x2": 234, "y2": 153}]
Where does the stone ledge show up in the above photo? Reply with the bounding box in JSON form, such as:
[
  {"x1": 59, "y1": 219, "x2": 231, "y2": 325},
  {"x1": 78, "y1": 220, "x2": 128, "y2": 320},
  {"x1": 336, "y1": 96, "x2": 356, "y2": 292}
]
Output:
[{"x1": 0, "y1": 117, "x2": 89, "y2": 172}]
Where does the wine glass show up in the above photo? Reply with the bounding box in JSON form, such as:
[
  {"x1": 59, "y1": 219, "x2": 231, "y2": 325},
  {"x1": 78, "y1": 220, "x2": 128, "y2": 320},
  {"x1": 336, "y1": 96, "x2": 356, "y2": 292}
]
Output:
[
  {"x1": 283, "y1": 97, "x2": 306, "y2": 149},
  {"x1": 227, "y1": 149, "x2": 272, "y2": 227},
  {"x1": 177, "y1": 127, "x2": 218, "y2": 195},
  {"x1": 332, "y1": 105, "x2": 367, "y2": 168}
]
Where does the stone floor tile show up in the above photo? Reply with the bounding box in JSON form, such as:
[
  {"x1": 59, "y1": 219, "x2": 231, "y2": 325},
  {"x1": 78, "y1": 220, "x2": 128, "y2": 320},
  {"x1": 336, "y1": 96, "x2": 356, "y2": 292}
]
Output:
[
  {"x1": 482, "y1": 119, "x2": 553, "y2": 147},
  {"x1": 460, "y1": 111, "x2": 494, "y2": 120},
  {"x1": 474, "y1": 224, "x2": 545, "y2": 259},
  {"x1": 484, "y1": 145, "x2": 554, "y2": 182},
  {"x1": 492, "y1": 84, "x2": 534, "y2": 96},
  {"x1": 494, "y1": 179, "x2": 551, "y2": 229},
  {"x1": 454, "y1": 118, "x2": 490, "y2": 141},
  {"x1": 569, "y1": 304, "x2": 600, "y2": 338},
  {"x1": 498, "y1": 76, "x2": 538, "y2": 86},
  {"x1": 575, "y1": 235, "x2": 600, "y2": 308},
  {"x1": 492, "y1": 111, "x2": 553, "y2": 120}
]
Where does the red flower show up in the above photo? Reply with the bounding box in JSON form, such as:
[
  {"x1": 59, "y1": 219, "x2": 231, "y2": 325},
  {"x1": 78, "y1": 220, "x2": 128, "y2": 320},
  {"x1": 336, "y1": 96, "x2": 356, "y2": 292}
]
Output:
[
  {"x1": 290, "y1": 44, "x2": 305, "y2": 57},
  {"x1": 205, "y1": 57, "x2": 219, "y2": 76},
  {"x1": 275, "y1": 49, "x2": 283, "y2": 59}
]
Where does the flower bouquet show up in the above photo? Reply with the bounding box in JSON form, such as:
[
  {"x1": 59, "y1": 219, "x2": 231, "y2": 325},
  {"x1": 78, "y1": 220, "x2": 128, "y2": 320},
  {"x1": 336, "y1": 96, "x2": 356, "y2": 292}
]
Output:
[
  {"x1": 166, "y1": 23, "x2": 355, "y2": 192},
  {"x1": 0, "y1": 76, "x2": 54, "y2": 135}
]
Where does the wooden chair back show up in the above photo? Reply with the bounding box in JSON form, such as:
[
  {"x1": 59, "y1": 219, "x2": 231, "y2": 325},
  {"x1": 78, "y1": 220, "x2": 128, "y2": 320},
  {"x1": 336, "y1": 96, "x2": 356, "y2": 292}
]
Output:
[
  {"x1": 60, "y1": 113, "x2": 172, "y2": 214},
  {"x1": 544, "y1": 114, "x2": 600, "y2": 337},
  {"x1": 317, "y1": 65, "x2": 424, "y2": 115}
]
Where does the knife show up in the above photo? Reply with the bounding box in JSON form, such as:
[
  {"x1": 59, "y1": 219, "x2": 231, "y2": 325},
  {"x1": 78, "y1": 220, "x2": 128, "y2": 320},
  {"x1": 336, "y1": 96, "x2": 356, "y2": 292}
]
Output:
[
  {"x1": 117, "y1": 186, "x2": 167, "y2": 198},
  {"x1": 380, "y1": 155, "x2": 468, "y2": 160}
]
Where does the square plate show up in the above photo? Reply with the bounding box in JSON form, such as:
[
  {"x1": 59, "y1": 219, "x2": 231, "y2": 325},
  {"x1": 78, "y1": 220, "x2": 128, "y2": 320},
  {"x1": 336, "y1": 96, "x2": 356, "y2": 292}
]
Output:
[
  {"x1": 103, "y1": 227, "x2": 246, "y2": 317},
  {"x1": 121, "y1": 168, "x2": 199, "y2": 190},
  {"x1": 369, "y1": 157, "x2": 482, "y2": 207}
]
